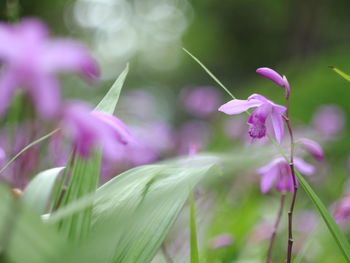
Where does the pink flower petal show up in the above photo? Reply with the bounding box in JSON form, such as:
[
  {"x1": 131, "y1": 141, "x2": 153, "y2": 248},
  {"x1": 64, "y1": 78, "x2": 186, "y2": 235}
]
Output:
[
  {"x1": 218, "y1": 99, "x2": 262, "y2": 115},
  {"x1": 270, "y1": 108, "x2": 285, "y2": 144},
  {"x1": 299, "y1": 138, "x2": 324, "y2": 161},
  {"x1": 294, "y1": 157, "x2": 315, "y2": 175}
]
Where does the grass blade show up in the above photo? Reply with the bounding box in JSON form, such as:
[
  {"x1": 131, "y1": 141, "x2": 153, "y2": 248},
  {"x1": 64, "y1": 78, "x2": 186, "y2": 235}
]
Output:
[
  {"x1": 189, "y1": 191, "x2": 199, "y2": 263},
  {"x1": 295, "y1": 171, "x2": 350, "y2": 262},
  {"x1": 329, "y1": 66, "x2": 350, "y2": 82},
  {"x1": 183, "y1": 48, "x2": 235, "y2": 99},
  {"x1": 95, "y1": 63, "x2": 129, "y2": 114}
]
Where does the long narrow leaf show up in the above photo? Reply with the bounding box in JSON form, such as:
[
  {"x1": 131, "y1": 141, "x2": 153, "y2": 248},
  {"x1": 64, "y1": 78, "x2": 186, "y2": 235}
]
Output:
[
  {"x1": 295, "y1": 171, "x2": 350, "y2": 262},
  {"x1": 329, "y1": 66, "x2": 350, "y2": 82},
  {"x1": 189, "y1": 191, "x2": 199, "y2": 263}
]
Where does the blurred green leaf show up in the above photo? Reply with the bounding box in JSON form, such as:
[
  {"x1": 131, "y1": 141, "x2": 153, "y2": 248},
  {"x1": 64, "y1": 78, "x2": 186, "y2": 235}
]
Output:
[
  {"x1": 56, "y1": 64, "x2": 130, "y2": 241},
  {"x1": 296, "y1": 171, "x2": 350, "y2": 262},
  {"x1": 329, "y1": 66, "x2": 350, "y2": 82},
  {"x1": 22, "y1": 167, "x2": 64, "y2": 214},
  {"x1": 189, "y1": 191, "x2": 200, "y2": 263},
  {"x1": 95, "y1": 63, "x2": 129, "y2": 114},
  {"x1": 0, "y1": 185, "x2": 65, "y2": 263},
  {"x1": 59, "y1": 155, "x2": 218, "y2": 263}
]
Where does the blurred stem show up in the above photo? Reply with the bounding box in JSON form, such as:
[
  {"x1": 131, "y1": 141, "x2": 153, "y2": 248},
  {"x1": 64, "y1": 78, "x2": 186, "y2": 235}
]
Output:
[
  {"x1": 265, "y1": 193, "x2": 286, "y2": 263},
  {"x1": 189, "y1": 190, "x2": 199, "y2": 263},
  {"x1": 6, "y1": 0, "x2": 20, "y2": 22},
  {"x1": 0, "y1": 128, "x2": 59, "y2": 175},
  {"x1": 284, "y1": 96, "x2": 298, "y2": 263}
]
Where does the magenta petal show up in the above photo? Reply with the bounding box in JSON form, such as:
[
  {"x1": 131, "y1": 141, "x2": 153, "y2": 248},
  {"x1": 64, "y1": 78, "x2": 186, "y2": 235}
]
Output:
[
  {"x1": 91, "y1": 111, "x2": 133, "y2": 145},
  {"x1": 260, "y1": 167, "x2": 278, "y2": 193},
  {"x1": 41, "y1": 40, "x2": 100, "y2": 81},
  {"x1": 299, "y1": 138, "x2": 324, "y2": 161},
  {"x1": 32, "y1": 75, "x2": 61, "y2": 119},
  {"x1": 294, "y1": 157, "x2": 315, "y2": 175},
  {"x1": 256, "y1": 67, "x2": 285, "y2": 87},
  {"x1": 270, "y1": 108, "x2": 285, "y2": 144},
  {"x1": 218, "y1": 99, "x2": 262, "y2": 115}
]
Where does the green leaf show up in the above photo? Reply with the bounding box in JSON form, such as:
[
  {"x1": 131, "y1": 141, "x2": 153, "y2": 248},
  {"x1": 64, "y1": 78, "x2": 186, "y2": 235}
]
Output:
[
  {"x1": 95, "y1": 63, "x2": 129, "y2": 114},
  {"x1": 0, "y1": 185, "x2": 65, "y2": 263},
  {"x1": 295, "y1": 171, "x2": 350, "y2": 262},
  {"x1": 329, "y1": 66, "x2": 350, "y2": 82},
  {"x1": 189, "y1": 191, "x2": 199, "y2": 263},
  {"x1": 22, "y1": 167, "x2": 64, "y2": 214},
  {"x1": 58, "y1": 155, "x2": 218, "y2": 263},
  {"x1": 55, "y1": 64, "x2": 130, "y2": 241}
]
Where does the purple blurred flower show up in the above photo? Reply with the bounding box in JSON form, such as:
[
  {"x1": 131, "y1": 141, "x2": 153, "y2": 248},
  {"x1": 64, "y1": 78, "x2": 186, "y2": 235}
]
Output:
[
  {"x1": 334, "y1": 195, "x2": 350, "y2": 224},
  {"x1": 219, "y1": 94, "x2": 286, "y2": 144},
  {"x1": 61, "y1": 103, "x2": 130, "y2": 159},
  {"x1": 257, "y1": 157, "x2": 315, "y2": 193},
  {"x1": 312, "y1": 105, "x2": 345, "y2": 138},
  {"x1": 177, "y1": 120, "x2": 210, "y2": 155},
  {"x1": 210, "y1": 233, "x2": 233, "y2": 249},
  {"x1": 0, "y1": 18, "x2": 99, "y2": 118},
  {"x1": 256, "y1": 67, "x2": 290, "y2": 98},
  {"x1": 298, "y1": 138, "x2": 324, "y2": 161},
  {"x1": 181, "y1": 86, "x2": 222, "y2": 117}
]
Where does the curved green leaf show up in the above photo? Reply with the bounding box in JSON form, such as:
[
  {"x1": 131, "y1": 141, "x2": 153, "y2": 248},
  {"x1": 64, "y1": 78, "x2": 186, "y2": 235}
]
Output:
[{"x1": 22, "y1": 167, "x2": 64, "y2": 214}]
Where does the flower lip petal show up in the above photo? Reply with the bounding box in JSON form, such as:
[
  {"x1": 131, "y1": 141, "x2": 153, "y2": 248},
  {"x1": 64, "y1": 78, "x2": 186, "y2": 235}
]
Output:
[{"x1": 218, "y1": 99, "x2": 263, "y2": 115}]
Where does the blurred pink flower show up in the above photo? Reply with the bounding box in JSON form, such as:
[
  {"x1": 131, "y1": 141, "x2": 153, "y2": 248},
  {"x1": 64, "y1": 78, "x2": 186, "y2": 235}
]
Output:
[
  {"x1": 176, "y1": 120, "x2": 211, "y2": 155},
  {"x1": 312, "y1": 105, "x2": 345, "y2": 138},
  {"x1": 219, "y1": 94, "x2": 286, "y2": 144},
  {"x1": 181, "y1": 86, "x2": 222, "y2": 117},
  {"x1": 257, "y1": 157, "x2": 315, "y2": 193},
  {"x1": 209, "y1": 233, "x2": 233, "y2": 249},
  {"x1": 256, "y1": 67, "x2": 290, "y2": 98},
  {"x1": 298, "y1": 138, "x2": 324, "y2": 161},
  {"x1": 334, "y1": 195, "x2": 350, "y2": 224},
  {"x1": 61, "y1": 103, "x2": 130, "y2": 159},
  {"x1": 0, "y1": 18, "x2": 99, "y2": 118}
]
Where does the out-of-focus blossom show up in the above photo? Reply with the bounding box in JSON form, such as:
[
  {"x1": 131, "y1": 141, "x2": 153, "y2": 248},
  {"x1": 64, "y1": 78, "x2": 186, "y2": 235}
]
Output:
[
  {"x1": 248, "y1": 221, "x2": 274, "y2": 243},
  {"x1": 119, "y1": 90, "x2": 161, "y2": 121},
  {"x1": 296, "y1": 211, "x2": 318, "y2": 233},
  {"x1": 219, "y1": 94, "x2": 286, "y2": 144},
  {"x1": 298, "y1": 138, "x2": 324, "y2": 161},
  {"x1": 0, "y1": 18, "x2": 99, "y2": 118},
  {"x1": 61, "y1": 103, "x2": 130, "y2": 159},
  {"x1": 181, "y1": 86, "x2": 222, "y2": 117},
  {"x1": 334, "y1": 195, "x2": 350, "y2": 224},
  {"x1": 176, "y1": 120, "x2": 211, "y2": 155},
  {"x1": 256, "y1": 67, "x2": 290, "y2": 98},
  {"x1": 209, "y1": 233, "x2": 233, "y2": 249},
  {"x1": 257, "y1": 157, "x2": 315, "y2": 193},
  {"x1": 312, "y1": 105, "x2": 345, "y2": 138}
]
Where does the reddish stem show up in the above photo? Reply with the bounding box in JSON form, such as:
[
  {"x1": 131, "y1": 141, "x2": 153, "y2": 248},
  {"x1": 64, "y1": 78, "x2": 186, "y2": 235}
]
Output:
[{"x1": 265, "y1": 193, "x2": 286, "y2": 263}]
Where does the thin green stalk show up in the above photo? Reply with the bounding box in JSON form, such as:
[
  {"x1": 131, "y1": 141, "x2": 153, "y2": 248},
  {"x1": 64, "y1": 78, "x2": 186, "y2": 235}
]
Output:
[
  {"x1": 0, "y1": 128, "x2": 59, "y2": 175},
  {"x1": 189, "y1": 191, "x2": 199, "y2": 263}
]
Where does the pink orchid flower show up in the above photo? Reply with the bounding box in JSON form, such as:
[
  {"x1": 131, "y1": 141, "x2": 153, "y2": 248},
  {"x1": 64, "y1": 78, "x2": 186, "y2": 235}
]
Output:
[
  {"x1": 219, "y1": 94, "x2": 286, "y2": 144},
  {"x1": 0, "y1": 18, "x2": 99, "y2": 118},
  {"x1": 257, "y1": 157, "x2": 315, "y2": 194}
]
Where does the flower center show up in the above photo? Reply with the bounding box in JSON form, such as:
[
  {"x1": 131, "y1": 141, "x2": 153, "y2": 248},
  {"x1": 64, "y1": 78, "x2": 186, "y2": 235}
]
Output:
[{"x1": 248, "y1": 120, "x2": 266, "y2": 139}]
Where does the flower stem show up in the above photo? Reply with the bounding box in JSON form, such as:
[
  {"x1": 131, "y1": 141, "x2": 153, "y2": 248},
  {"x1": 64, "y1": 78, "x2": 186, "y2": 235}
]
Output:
[
  {"x1": 265, "y1": 193, "x2": 286, "y2": 263},
  {"x1": 284, "y1": 102, "x2": 297, "y2": 263}
]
